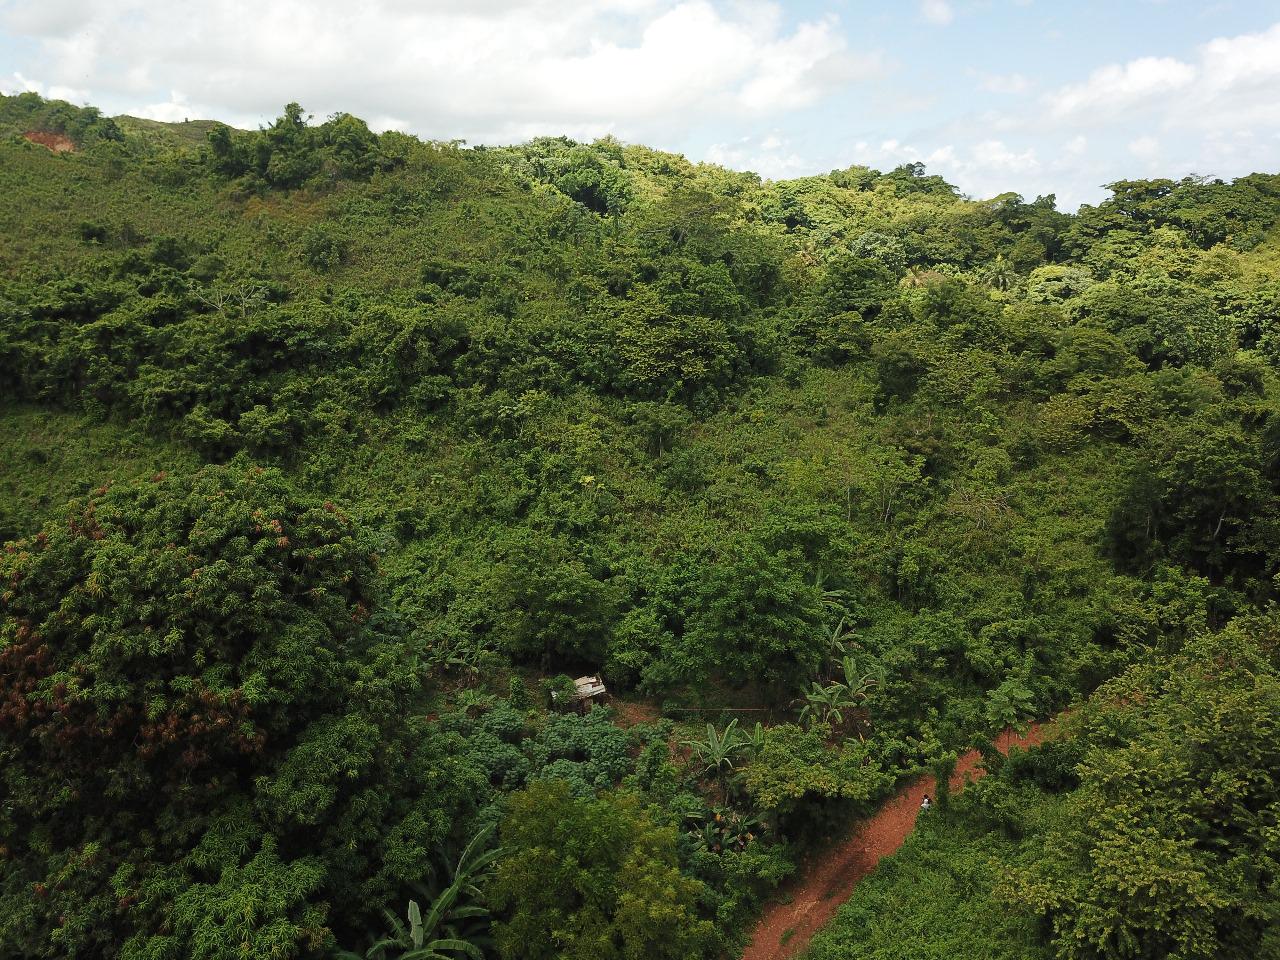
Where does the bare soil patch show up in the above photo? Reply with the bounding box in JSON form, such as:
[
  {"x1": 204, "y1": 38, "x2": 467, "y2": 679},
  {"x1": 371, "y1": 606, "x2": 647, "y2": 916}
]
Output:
[
  {"x1": 611, "y1": 699, "x2": 661, "y2": 729},
  {"x1": 23, "y1": 131, "x2": 75, "y2": 153}
]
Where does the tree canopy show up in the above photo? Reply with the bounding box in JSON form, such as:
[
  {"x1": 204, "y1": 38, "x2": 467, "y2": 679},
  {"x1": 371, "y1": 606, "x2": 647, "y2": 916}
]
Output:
[{"x1": 3, "y1": 91, "x2": 1280, "y2": 959}]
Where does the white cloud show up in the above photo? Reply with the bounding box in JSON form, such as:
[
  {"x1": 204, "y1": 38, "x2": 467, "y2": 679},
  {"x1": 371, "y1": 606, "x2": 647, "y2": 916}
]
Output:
[
  {"x1": 0, "y1": 0, "x2": 879, "y2": 144},
  {"x1": 1047, "y1": 56, "x2": 1197, "y2": 118},
  {"x1": 0, "y1": 72, "x2": 41, "y2": 95},
  {"x1": 1046, "y1": 21, "x2": 1280, "y2": 130},
  {"x1": 978, "y1": 72, "x2": 1030, "y2": 95},
  {"x1": 132, "y1": 90, "x2": 204, "y2": 123},
  {"x1": 1194, "y1": 20, "x2": 1280, "y2": 128},
  {"x1": 965, "y1": 20, "x2": 1280, "y2": 205},
  {"x1": 0, "y1": 69, "x2": 88, "y2": 103},
  {"x1": 920, "y1": 0, "x2": 954, "y2": 25},
  {"x1": 729, "y1": 19, "x2": 1280, "y2": 211},
  {"x1": 1201, "y1": 21, "x2": 1280, "y2": 86},
  {"x1": 1128, "y1": 135, "x2": 1160, "y2": 160},
  {"x1": 970, "y1": 139, "x2": 1039, "y2": 174},
  {"x1": 845, "y1": 136, "x2": 1039, "y2": 199},
  {"x1": 838, "y1": 20, "x2": 1280, "y2": 210},
  {"x1": 705, "y1": 132, "x2": 806, "y2": 179}
]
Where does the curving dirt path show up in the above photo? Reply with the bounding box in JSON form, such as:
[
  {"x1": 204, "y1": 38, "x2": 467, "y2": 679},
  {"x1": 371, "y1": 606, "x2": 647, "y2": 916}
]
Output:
[{"x1": 741, "y1": 721, "x2": 1053, "y2": 960}]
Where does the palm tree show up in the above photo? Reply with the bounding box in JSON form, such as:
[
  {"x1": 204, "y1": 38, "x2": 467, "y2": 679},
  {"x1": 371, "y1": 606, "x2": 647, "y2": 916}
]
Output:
[{"x1": 985, "y1": 255, "x2": 1016, "y2": 291}]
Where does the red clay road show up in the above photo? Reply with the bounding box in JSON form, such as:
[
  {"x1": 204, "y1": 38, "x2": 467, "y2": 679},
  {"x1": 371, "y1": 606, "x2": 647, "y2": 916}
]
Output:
[{"x1": 741, "y1": 721, "x2": 1052, "y2": 960}]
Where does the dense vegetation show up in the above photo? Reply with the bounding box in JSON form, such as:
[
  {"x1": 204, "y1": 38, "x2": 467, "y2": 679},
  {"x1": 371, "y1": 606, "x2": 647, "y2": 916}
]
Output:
[
  {"x1": 2, "y1": 93, "x2": 1280, "y2": 959},
  {"x1": 806, "y1": 620, "x2": 1280, "y2": 960}
]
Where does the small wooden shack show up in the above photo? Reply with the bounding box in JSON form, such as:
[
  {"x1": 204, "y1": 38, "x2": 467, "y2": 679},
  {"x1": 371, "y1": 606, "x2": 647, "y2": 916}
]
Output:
[{"x1": 552, "y1": 675, "x2": 609, "y2": 713}]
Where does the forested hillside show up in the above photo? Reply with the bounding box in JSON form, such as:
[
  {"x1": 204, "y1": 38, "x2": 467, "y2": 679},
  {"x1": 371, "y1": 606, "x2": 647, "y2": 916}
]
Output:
[{"x1": 2, "y1": 91, "x2": 1280, "y2": 960}]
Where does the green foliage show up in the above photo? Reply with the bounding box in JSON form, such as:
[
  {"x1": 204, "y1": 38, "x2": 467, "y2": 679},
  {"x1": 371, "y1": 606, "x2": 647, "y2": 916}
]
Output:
[
  {"x1": 740, "y1": 724, "x2": 889, "y2": 821},
  {"x1": 682, "y1": 718, "x2": 753, "y2": 786},
  {"x1": 804, "y1": 807, "x2": 1051, "y2": 960},
  {"x1": 492, "y1": 532, "x2": 621, "y2": 665},
  {"x1": 644, "y1": 540, "x2": 828, "y2": 694},
  {"x1": 153, "y1": 835, "x2": 330, "y2": 960},
  {"x1": 4, "y1": 91, "x2": 1280, "y2": 958},
  {"x1": 443, "y1": 703, "x2": 634, "y2": 796},
  {"x1": 795, "y1": 670, "x2": 874, "y2": 730},
  {"x1": 202, "y1": 103, "x2": 393, "y2": 190},
  {"x1": 1007, "y1": 623, "x2": 1280, "y2": 959},
  {"x1": 810, "y1": 617, "x2": 1280, "y2": 960},
  {"x1": 490, "y1": 780, "x2": 715, "y2": 960},
  {"x1": 1109, "y1": 412, "x2": 1278, "y2": 584},
  {"x1": 339, "y1": 824, "x2": 501, "y2": 960},
  {"x1": 0, "y1": 92, "x2": 124, "y2": 146},
  {"x1": 1068, "y1": 174, "x2": 1280, "y2": 256},
  {"x1": 512, "y1": 136, "x2": 635, "y2": 216},
  {"x1": 301, "y1": 223, "x2": 349, "y2": 272},
  {"x1": 0, "y1": 466, "x2": 480, "y2": 957}
]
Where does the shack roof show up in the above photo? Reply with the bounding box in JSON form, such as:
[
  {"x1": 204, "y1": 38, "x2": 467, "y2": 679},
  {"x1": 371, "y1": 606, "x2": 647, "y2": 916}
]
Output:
[
  {"x1": 550, "y1": 675, "x2": 608, "y2": 704},
  {"x1": 572, "y1": 675, "x2": 607, "y2": 699}
]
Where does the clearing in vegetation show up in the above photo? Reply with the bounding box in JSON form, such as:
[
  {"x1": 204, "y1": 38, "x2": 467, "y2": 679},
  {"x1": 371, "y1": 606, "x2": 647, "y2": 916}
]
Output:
[{"x1": 743, "y1": 721, "x2": 1052, "y2": 960}]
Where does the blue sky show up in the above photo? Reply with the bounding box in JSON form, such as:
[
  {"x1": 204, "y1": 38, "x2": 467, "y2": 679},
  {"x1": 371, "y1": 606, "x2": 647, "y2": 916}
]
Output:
[{"x1": 2, "y1": 0, "x2": 1278, "y2": 209}]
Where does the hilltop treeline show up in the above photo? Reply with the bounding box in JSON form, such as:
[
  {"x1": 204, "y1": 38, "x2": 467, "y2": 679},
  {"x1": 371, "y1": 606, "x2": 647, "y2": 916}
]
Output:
[{"x1": 2, "y1": 94, "x2": 1280, "y2": 960}]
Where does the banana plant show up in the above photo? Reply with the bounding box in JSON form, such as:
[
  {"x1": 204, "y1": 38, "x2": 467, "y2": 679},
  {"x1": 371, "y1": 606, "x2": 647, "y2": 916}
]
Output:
[
  {"x1": 359, "y1": 898, "x2": 484, "y2": 960},
  {"x1": 337, "y1": 825, "x2": 503, "y2": 960},
  {"x1": 796, "y1": 680, "x2": 858, "y2": 729},
  {"x1": 682, "y1": 718, "x2": 751, "y2": 789},
  {"x1": 820, "y1": 615, "x2": 853, "y2": 662},
  {"x1": 812, "y1": 570, "x2": 849, "y2": 612},
  {"x1": 839, "y1": 655, "x2": 881, "y2": 704},
  {"x1": 688, "y1": 805, "x2": 765, "y2": 854}
]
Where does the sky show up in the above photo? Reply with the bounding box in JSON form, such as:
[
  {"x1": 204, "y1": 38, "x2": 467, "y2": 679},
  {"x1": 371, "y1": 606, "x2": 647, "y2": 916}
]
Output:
[{"x1": 1, "y1": 0, "x2": 1279, "y2": 209}]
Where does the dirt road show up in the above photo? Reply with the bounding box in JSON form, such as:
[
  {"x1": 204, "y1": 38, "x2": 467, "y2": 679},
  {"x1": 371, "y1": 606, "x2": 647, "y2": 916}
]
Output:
[{"x1": 740, "y1": 722, "x2": 1052, "y2": 960}]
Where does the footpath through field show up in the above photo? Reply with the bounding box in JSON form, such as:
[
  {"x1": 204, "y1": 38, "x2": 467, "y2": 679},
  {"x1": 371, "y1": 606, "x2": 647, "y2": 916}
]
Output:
[{"x1": 740, "y1": 721, "x2": 1053, "y2": 960}]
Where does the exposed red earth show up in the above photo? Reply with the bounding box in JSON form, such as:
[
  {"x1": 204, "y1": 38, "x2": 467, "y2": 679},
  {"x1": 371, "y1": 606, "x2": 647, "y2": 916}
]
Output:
[
  {"x1": 741, "y1": 721, "x2": 1053, "y2": 960},
  {"x1": 611, "y1": 699, "x2": 662, "y2": 729},
  {"x1": 22, "y1": 130, "x2": 75, "y2": 152}
]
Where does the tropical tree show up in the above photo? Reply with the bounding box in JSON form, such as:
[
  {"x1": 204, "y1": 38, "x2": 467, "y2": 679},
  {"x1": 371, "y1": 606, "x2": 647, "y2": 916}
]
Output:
[
  {"x1": 0, "y1": 466, "x2": 480, "y2": 957},
  {"x1": 740, "y1": 723, "x2": 890, "y2": 825},
  {"x1": 821, "y1": 614, "x2": 852, "y2": 657},
  {"x1": 814, "y1": 571, "x2": 850, "y2": 612},
  {"x1": 490, "y1": 782, "x2": 715, "y2": 960},
  {"x1": 985, "y1": 254, "x2": 1016, "y2": 291},
  {"x1": 1009, "y1": 625, "x2": 1280, "y2": 959}
]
